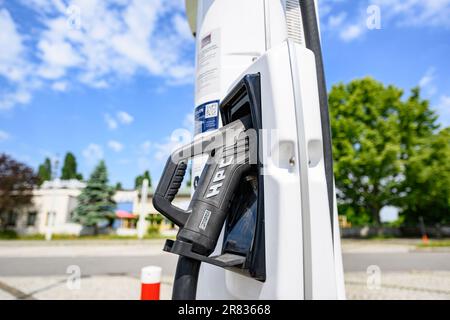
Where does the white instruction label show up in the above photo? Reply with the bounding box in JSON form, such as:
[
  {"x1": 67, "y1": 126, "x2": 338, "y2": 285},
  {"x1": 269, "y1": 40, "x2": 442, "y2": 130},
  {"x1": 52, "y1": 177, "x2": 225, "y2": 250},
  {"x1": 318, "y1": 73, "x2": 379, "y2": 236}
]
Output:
[
  {"x1": 199, "y1": 209, "x2": 212, "y2": 231},
  {"x1": 196, "y1": 29, "x2": 221, "y2": 99}
]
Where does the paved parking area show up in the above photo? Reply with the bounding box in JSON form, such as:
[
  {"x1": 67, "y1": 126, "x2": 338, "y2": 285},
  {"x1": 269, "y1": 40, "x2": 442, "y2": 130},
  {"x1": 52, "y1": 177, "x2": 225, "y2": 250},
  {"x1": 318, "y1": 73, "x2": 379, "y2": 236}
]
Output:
[
  {"x1": 345, "y1": 271, "x2": 450, "y2": 300},
  {"x1": 2, "y1": 271, "x2": 450, "y2": 300},
  {"x1": 0, "y1": 239, "x2": 449, "y2": 300},
  {"x1": 0, "y1": 275, "x2": 174, "y2": 300}
]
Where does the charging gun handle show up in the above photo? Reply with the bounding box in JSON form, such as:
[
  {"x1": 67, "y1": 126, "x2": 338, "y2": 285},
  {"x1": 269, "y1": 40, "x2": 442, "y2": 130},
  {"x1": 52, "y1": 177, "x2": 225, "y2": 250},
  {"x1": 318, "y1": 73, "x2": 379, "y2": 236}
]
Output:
[
  {"x1": 153, "y1": 116, "x2": 253, "y2": 228},
  {"x1": 153, "y1": 158, "x2": 189, "y2": 227}
]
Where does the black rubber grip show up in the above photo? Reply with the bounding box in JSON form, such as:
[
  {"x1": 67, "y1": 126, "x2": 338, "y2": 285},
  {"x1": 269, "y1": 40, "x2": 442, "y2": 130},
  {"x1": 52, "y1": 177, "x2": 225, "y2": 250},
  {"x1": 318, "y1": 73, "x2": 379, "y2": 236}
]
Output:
[{"x1": 167, "y1": 162, "x2": 187, "y2": 201}]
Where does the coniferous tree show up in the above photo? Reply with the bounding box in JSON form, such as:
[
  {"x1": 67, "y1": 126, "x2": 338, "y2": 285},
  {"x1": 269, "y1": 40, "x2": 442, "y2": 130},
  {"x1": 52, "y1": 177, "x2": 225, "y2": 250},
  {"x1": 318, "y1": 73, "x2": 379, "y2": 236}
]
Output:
[
  {"x1": 72, "y1": 161, "x2": 116, "y2": 235},
  {"x1": 61, "y1": 152, "x2": 83, "y2": 180},
  {"x1": 37, "y1": 158, "x2": 52, "y2": 186},
  {"x1": 135, "y1": 170, "x2": 152, "y2": 189}
]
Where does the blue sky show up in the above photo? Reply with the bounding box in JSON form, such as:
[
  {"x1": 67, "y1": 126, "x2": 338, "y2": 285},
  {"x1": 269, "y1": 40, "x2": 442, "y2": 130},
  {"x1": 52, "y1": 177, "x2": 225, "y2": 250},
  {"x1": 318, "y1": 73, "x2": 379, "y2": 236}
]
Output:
[{"x1": 0, "y1": 0, "x2": 449, "y2": 189}]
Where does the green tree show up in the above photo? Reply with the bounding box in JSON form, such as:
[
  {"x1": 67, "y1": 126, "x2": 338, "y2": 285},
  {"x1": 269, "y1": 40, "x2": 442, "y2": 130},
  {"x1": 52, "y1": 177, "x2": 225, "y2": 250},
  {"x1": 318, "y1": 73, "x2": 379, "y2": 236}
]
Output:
[
  {"x1": 400, "y1": 128, "x2": 450, "y2": 225},
  {"x1": 72, "y1": 161, "x2": 116, "y2": 235},
  {"x1": 329, "y1": 77, "x2": 441, "y2": 226},
  {"x1": 37, "y1": 158, "x2": 52, "y2": 186},
  {"x1": 135, "y1": 170, "x2": 152, "y2": 189},
  {"x1": 115, "y1": 182, "x2": 123, "y2": 190},
  {"x1": 0, "y1": 154, "x2": 38, "y2": 230},
  {"x1": 61, "y1": 152, "x2": 83, "y2": 180}
]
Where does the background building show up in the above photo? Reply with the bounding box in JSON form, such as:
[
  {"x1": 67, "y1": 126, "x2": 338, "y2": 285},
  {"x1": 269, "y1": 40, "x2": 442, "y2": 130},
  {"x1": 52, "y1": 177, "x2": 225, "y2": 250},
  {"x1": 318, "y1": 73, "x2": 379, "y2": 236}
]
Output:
[{"x1": 10, "y1": 179, "x2": 191, "y2": 236}]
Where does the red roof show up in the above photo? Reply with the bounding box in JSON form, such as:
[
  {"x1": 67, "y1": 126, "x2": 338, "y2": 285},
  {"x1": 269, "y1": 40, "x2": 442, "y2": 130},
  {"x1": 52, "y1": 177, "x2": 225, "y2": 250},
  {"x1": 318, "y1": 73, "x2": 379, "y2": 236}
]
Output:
[{"x1": 116, "y1": 210, "x2": 137, "y2": 219}]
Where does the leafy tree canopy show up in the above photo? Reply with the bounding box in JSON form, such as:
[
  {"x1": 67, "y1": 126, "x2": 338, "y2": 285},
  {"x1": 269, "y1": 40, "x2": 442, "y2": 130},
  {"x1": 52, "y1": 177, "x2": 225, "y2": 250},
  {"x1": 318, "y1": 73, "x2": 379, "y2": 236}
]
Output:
[
  {"x1": 329, "y1": 77, "x2": 447, "y2": 225},
  {"x1": 0, "y1": 154, "x2": 38, "y2": 229},
  {"x1": 400, "y1": 127, "x2": 450, "y2": 225}
]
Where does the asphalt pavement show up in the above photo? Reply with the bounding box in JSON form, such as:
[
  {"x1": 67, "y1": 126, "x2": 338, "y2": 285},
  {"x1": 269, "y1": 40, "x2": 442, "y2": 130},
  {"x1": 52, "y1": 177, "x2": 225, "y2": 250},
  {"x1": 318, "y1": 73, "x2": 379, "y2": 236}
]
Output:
[
  {"x1": 1, "y1": 252, "x2": 449, "y2": 277},
  {"x1": 0, "y1": 239, "x2": 449, "y2": 300}
]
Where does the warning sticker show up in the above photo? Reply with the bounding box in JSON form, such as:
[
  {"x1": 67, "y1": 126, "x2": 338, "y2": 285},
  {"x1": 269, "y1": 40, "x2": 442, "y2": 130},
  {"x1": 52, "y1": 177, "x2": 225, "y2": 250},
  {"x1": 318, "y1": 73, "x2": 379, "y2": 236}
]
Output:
[{"x1": 196, "y1": 29, "x2": 221, "y2": 99}]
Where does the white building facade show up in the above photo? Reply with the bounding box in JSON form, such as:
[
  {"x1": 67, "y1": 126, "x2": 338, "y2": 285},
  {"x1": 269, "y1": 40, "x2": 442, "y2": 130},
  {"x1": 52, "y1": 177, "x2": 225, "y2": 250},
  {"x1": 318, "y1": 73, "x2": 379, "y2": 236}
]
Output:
[{"x1": 8, "y1": 179, "x2": 190, "y2": 236}]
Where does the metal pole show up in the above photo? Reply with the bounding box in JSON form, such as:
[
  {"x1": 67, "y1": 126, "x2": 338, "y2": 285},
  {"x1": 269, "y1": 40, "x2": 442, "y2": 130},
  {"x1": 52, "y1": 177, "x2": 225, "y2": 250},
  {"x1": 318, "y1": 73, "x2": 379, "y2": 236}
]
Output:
[
  {"x1": 45, "y1": 211, "x2": 55, "y2": 241},
  {"x1": 45, "y1": 157, "x2": 59, "y2": 241},
  {"x1": 137, "y1": 179, "x2": 149, "y2": 239}
]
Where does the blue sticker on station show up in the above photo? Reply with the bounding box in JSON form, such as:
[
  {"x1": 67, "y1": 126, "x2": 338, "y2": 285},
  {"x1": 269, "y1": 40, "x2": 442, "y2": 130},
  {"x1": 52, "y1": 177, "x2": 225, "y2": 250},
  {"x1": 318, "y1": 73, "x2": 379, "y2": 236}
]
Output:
[{"x1": 194, "y1": 100, "x2": 220, "y2": 135}]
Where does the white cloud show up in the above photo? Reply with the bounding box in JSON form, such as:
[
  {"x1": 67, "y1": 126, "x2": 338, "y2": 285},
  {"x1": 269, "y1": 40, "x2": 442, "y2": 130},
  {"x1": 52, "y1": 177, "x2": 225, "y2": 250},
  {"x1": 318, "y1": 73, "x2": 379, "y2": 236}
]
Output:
[
  {"x1": 104, "y1": 111, "x2": 134, "y2": 129},
  {"x1": 373, "y1": 0, "x2": 450, "y2": 29},
  {"x1": 18, "y1": 0, "x2": 66, "y2": 13},
  {"x1": 46, "y1": 0, "x2": 194, "y2": 85},
  {"x1": 108, "y1": 140, "x2": 124, "y2": 152},
  {"x1": 320, "y1": 2, "x2": 368, "y2": 42},
  {"x1": 154, "y1": 128, "x2": 192, "y2": 161},
  {"x1": 416, "y1": 68, "x2": 450, "y2": 125},
  {"x1": 51, "y1": 81, "x2": 68, "y2": 91},
  {"x1": 117, "y1": 111, "x2": 134, "y2": 125},
  {"x1": 321, "y1": 0, "x2": 450, "y2": 42},
  {"x1": 2, "y1": 0, "x2": 195, "y2": 110},
  {"x1": 438, "y1": 95, "x2": 450, "y2": 109},
  {"x1": 419, "y1": 67, "x2": 437, "y2": 97},
  {"x1": 0, "y1": 9, "x2": 28, "y2": 82},
  {"x1": 154, "y1": 139, "x2": 180, "y2": 162},
  {"x1": 0, "y1": 89, "x2": 32, "y2": 110},
  {"x1": 328, "y1": 12, "x2": 347, "y2": 28},
  {"x1": 319, "y1": 0, "x2": 335, "y2": 18},
  {"x1": 82, "y1": 143, "x2": 104, "y2": 164},
  {"x1": 0, "y1": 130, "x2": 10, "y2": 141},
  {"x1": 183, "y1": 112, "x2": 195, "y2": 130},
  {"x1": 0, "y1": 9, "x2": 35, "y2": 110},
  {"x1": 37, "y1": 38, "x2": 82, "y2": 79},
  {"x1": 419, "y1": 68, "x2": 435, "y2": 88},
  {"x1": 340, "y1": 24, "x2": 365, "y2": 41},
  {"x1": 436, "y1": 95, "x2": 450, "y2": 126},
  {"x1": 104, "y1": 113, "x2": 118, "y2": 130},
  {"x1": 172, "y1": 13, "x2": 194, "y2": 41}
]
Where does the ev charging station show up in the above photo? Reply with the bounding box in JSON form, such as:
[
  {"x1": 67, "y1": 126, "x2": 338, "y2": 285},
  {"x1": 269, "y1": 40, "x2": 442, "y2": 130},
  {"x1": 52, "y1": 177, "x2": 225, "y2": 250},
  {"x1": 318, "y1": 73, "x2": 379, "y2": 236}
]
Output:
[{"x1": 153, "y1": 0, "x2": 346, "y2": 300}]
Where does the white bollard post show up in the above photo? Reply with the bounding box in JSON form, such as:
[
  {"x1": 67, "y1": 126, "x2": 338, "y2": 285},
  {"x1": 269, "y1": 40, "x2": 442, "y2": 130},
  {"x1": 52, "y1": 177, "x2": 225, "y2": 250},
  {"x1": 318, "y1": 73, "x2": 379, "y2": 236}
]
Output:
[{"x1": 140, "y1": 266, "x2": 162, "y2": 300}]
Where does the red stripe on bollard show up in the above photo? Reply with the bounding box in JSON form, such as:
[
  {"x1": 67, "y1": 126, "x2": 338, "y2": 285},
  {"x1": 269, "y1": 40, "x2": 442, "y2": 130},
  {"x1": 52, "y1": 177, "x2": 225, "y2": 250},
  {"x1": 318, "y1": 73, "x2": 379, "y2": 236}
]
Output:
[
  {"x1": 141, "y1": 283, "x2": 160, "y2": 300},
  {"x1": 140, "y1": 266, "x2": 162, "y2": 300}
]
